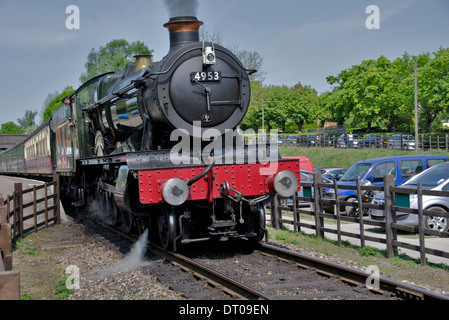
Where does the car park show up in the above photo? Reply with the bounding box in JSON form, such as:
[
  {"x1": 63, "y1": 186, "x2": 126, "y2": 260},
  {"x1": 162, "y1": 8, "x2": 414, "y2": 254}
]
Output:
[
  {"x1": 388, "y1": 134, "x2": 421, "y2": 150},
  {"x1": 362, "y1": 135, "x2": 388, "y2": 148},
  {"x1": 323, "y1": 155, "x2": 448, "y2": 215},
  {"x1": 370, "y1": 161, "x2": 449, "y2": 232}
]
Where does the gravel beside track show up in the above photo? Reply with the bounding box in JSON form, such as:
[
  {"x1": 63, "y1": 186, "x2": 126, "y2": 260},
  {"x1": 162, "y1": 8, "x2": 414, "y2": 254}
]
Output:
[{"x1": 13, "y1": 218, "x2": 184, "y2": 300}]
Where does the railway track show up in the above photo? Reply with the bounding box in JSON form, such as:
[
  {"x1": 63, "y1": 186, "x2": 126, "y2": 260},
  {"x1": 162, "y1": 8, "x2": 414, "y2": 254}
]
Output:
[{"x1": 83, "y1": 215, "x2": 449, "y2": 301}]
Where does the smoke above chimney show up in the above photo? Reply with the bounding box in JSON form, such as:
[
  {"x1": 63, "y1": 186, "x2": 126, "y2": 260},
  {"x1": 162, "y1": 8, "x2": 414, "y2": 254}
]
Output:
[{"x1": 164, "y1": 0, "x2": 199, "y2": 17}]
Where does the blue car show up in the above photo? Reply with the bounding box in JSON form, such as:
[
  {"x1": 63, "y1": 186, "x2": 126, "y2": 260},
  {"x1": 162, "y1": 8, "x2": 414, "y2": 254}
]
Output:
[{"x1": 323, "y1": 155, "x2": 448, "y2": 215}]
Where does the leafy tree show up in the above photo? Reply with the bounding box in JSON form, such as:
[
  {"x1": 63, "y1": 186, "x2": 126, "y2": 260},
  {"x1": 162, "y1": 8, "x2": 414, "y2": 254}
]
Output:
[
  {"x1": 240, "y1": 81, "x2": 265, "y2": 131},
  {"x1": 80, "y1": 39, "x2": 153, "y2": 84},
  {"x1": 0, "y1": 121, "x2": 24, "y2": 134},
  {"x1": 324, "y1": 48, "x2": 449, "y2": 133},
  {"x1": 17, "y1": 109, "x2": 38, "y2": 133},
  {"x1": 42, "y1": 87, "x2": 75, "y2": 122},
  {"x1": 417, "y1": 47, "x2": 449, "y2": 132},
  {"x1": 287, "y1": 85, "x2": 319, "y2": 131}
]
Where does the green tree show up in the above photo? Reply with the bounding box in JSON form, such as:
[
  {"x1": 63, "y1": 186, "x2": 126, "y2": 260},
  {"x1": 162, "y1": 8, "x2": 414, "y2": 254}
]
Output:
[
  {"x1": 417, "y1": 47, "x2": 449, "y2": 132},
  {"x1": 326, "y1": 56, "x2": 414, "y2": 132},
  {"x1": 240, "y1": 81, "x2": 265, "y2": 131},
  {"x1": 42, "y1": 87, "x2": 75, "y2": 122},
  {"x1": 0, "y1": 121, "x2": 24, "y2": 134},
  {"x1": 79, "y1": 39, "x2": 153, "y2": 84},
  {"x1": 286, "y1": 85, "x2": 319, "y2": 131},
  {"x1": 17, "y1": 109, "x2": 38, "y2": 133}
]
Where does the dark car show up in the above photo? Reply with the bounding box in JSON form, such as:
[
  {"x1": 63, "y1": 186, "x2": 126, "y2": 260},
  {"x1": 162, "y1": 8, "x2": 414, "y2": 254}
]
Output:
[
  {"x1": 285, "y1": 135, "x2": 299, "y2": 146},
  {"x1": 315, "y1": 166, "x2": 344, "y2": 175},
  {"x1": 298, "y1": 135, "x2": 317, "y2": 147},
  {"x1": 322, "y1": 168, "x2": 347, "y2": 181},
  {"x1": 362, "y1": 135, "x2": 388, "y2": 148}
]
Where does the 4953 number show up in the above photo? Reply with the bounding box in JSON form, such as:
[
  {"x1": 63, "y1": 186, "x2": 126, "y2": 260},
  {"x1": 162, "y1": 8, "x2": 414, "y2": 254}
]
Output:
[{"x1": 191, "y1": 71, "x2": 221, "y2": 82}]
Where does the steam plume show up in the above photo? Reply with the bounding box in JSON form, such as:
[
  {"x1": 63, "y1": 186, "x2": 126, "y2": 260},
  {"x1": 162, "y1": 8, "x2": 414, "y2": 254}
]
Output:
[
  {"x1": 164, "y1": 0, "x2": 199, "y2": 17},
  {"x1": 104, "y1": 229, "x2": 152, "y2": 276}
]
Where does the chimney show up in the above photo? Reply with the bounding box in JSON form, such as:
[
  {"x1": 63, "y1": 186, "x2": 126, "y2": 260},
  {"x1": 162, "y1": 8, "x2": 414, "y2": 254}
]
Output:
[{"x1": 163, "y1": 16, "x2": 203, "y2": 51}]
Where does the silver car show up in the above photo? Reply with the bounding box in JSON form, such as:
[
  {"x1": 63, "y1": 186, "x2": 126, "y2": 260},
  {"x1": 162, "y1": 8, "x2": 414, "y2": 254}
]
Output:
[
  {"x1": 387, "y1": 134, "x2": 421, "y2": 150},
  {"x1": 370, "y1": 162, "x2": 449, "y2": 232}
]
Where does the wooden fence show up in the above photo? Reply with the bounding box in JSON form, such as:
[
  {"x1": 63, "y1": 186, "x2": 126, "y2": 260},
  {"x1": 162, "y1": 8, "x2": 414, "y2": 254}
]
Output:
[
  {"x1": 269, "y1": 173, "x2": 449, "y2": 266},
  {"x1": 0, "y1": 174, "x2": 60, "y2": 300}
]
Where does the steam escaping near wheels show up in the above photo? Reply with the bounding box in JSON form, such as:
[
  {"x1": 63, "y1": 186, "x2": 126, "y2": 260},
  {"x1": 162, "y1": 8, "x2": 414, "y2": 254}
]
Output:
[{"x1": 103, "y1": 229, "x2": 152, "y2": 277}]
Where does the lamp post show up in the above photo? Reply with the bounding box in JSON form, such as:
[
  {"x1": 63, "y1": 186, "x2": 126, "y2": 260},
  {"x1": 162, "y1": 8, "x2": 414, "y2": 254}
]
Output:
[{"x1": 414, "y1": 56, "x2": 418, "y2": 149}]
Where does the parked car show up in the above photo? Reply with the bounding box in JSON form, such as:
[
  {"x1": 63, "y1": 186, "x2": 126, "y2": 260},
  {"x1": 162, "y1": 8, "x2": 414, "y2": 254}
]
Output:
[
  {"x1": 370, "y1": 161, "x2": 449, "y2": 232},
  {"x1": 323, "y1": 155, "x2": 448, "y2": 214},
  {"x1": 322, "y1": 168, "x2": 347, "y2": 181},
  {"x1": 315, "y1": 166, "x2": 343, "y2": 175},
  {"x1": 317, "y1": 135, "x2": 335, "y2": 147},
  {"x1": 294, "y1": 169, "x2": 333, "y2": 207},
  {"x1": 388, "y1": 134, "x2": 421, "y2": 150},
  {"x1": 336, "y1": 134, "x2": 362, "y2": 148},
  {"x1": 277, "y1": 136, "x2": 287, "y2": 146},
  {"x1": 285, "y1": 135, "x2": 300, "y2": 146},
  {"x1": 298, "y1": 135, "x2": 317, "y2": 147},
  {"x1": 315, "y1": 167, "x2": 346, "y2": 181},
  {"x1": 362, "y1": 135, "x2": 388, "y2": 148}
]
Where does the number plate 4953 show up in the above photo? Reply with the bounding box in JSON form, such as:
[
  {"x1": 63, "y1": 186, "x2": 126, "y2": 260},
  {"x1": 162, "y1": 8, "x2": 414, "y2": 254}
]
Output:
[{"x1": 191, "y1": 71, "x2": 221, "y2": 82}]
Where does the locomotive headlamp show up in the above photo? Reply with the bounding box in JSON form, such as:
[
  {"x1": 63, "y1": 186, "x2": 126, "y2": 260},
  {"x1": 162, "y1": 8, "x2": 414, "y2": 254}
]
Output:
[
  {"x1": 202, "y1": 39, "x2": 216, "y2": 65},
  {"x1": 162, "y1": 178, "x2": 189, "y2": 206},
  {"x1": 270, "y1": 170, "x2": 299, "y2": 198}
]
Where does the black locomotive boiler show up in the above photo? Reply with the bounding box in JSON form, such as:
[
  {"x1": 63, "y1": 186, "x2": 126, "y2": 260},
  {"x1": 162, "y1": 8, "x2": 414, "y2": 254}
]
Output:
[{"x1": 0, "y1": 16, "x2": 301, "y2": 251}]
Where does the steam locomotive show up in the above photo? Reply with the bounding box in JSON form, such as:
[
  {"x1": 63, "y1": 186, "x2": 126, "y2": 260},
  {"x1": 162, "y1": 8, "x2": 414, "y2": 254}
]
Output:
[{"x1": 0, "y1": 16, "x2": 301, "y2": 250}]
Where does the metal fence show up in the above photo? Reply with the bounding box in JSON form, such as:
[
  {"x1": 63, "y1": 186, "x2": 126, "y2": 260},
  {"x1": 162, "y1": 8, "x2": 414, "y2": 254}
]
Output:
[
  {"x1": 268, "y1": 173, "x2": 449, "y2": 266},
  {"x1": 280, "y1": 134, "x2": 449, "y2": 151}
]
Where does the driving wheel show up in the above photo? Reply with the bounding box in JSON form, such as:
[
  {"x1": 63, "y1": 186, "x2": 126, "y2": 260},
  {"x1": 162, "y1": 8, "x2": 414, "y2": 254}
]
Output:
[{"x1": 158, "y1": 204, "x2": 177, "y2": 250}]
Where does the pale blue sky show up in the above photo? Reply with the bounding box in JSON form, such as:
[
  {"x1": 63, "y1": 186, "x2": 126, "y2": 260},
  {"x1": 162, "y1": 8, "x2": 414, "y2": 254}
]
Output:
[{"x1": 0, "y1": 0, "x2": 448, "y2": 125}]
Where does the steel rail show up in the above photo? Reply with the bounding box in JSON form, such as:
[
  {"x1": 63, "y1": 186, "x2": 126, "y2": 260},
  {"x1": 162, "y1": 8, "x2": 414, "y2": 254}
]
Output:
[
  {"x1": 259, "y1": 242, "x2": 449, "y2": 300},
  {"x1": 148, "y1": 243, "x2": 276, "y2": 300}
]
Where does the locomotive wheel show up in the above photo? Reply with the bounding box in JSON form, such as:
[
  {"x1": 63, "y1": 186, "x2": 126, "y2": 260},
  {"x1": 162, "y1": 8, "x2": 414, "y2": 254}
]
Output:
[
  {"x1": 106, "y1": 195, "x2": 121, "y2": 227},
  {"x1": 256, "y1": 206, "x2": 267, "y2": 242},
  {"x1": 120, "y1": 210, "x2": 133, "y2": 233},
  {"x1": 158, "y1": 204, "x2": 177, "y2": 250}
]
